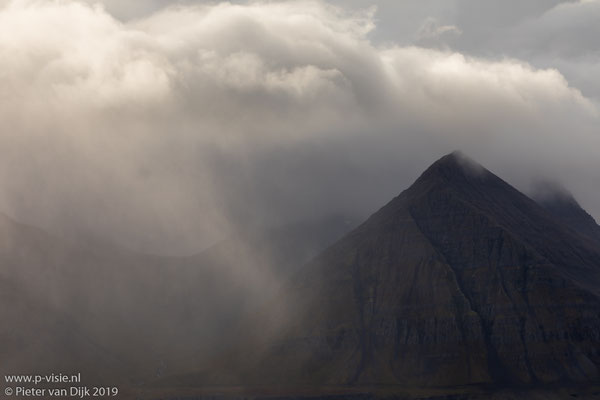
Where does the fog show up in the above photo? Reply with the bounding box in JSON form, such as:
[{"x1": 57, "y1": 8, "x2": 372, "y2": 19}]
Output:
[{"x1": 0, "y1": 0, "x2": 598, "y2": 256}]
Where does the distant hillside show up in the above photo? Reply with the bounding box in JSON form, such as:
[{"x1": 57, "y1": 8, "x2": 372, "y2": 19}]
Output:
[{"x1": 0, "y1": 212, "x2": 355, "y2": 384}]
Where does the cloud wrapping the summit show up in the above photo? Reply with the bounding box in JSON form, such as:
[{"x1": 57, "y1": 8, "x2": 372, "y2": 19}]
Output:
[{"x1": 0, "y1": 0, "x2": 598, "y2": 253}]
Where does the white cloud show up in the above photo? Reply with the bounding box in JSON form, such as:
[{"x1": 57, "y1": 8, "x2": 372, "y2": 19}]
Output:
[{"x1": 0, "y1": 0, "x2": 598, "y2": 253}]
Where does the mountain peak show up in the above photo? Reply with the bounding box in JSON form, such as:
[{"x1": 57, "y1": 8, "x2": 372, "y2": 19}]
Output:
[
  {"x1": 419, "y1": 151, "x2": 487, "y2": 181},
  {"x1": 399, "y1": 151, "x2": 493, "y2": 201},
  {"x1": 439, "y1": 149, "x2": 467, "y2": 162}
]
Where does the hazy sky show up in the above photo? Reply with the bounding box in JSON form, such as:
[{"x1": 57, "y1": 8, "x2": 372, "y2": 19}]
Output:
[{"x1": 0, "y1": 0, "x2": 598, "y2": 254}]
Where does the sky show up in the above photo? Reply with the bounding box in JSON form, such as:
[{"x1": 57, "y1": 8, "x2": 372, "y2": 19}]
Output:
[{"x1": 0, "y1": 0, "x2": 598, "y2": 254}]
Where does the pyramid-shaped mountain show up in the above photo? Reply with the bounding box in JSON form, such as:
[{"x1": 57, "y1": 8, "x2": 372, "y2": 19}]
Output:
[{"x1": 233, "y1": 152, "x2": 600, "y2": 389}]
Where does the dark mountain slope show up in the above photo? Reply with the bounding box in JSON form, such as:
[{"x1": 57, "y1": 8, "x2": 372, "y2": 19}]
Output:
[
  {"x1": 533, "y1": 184, "x2": 600, "y2": 244},
  {"x1": 231, "y1": 152, "x2": 600, "y2": 389}
]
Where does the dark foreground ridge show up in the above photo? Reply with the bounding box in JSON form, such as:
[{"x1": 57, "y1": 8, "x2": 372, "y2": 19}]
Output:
[
  {"x1": 195, "y1": 151, "x2": 600, "y2": 395},
  {"x1": 132, "y1": 385, "x2": 600, "y2": 400}
]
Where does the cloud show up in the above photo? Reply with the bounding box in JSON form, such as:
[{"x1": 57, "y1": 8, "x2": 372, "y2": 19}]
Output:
[
  {"x1": 0, "y1": 0, "x2": 598, "y2": 254},
  {"x1": 429, "y1": 0, "x2": 600, "y2": 100},
  {"x1": 507, "y1": 0, "x2": 600, "y2": 58},
  {"x1": 415, "y1": 17, "x2": 462, "y2": 47},
  {"x1": 496, "y1": 0, "x2": 600, "y2": 99}
]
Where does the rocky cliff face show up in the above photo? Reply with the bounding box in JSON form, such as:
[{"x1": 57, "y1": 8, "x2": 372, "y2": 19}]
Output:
[{"x1": 237, "y1": 152, "x2": 600, "y2": 388}]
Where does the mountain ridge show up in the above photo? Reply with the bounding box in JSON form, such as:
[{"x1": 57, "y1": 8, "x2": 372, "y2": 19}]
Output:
[
  {"x1": 214, "y1": 151, "x2": 600, "y2": 390},
  {"x1": 532, "y1": 183, "x2": 600, "y2": 244}
]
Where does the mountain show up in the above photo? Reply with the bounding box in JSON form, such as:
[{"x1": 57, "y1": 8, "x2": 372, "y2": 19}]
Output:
[
  {"x1": 0, "y1": 212, "x2": 184, "y2": 380},
  {"x1": 213, "y1": 152, "x2": 600, "y2": 392},
  {"x1": 0, "y1": 212, "x2": 355, "y2": 383},
  {"x1": 533, "y1": 183, "x2": 600, "y2": 244}
]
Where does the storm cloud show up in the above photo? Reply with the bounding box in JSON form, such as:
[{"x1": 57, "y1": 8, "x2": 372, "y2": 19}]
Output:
[{"x1": 0, "y1": 0, "x2": 598, "y2": 254}]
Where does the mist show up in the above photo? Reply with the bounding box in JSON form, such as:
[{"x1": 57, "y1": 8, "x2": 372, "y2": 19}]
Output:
[{"x1": 0, "y1": 0, "x2": 597, "y2": 255}]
